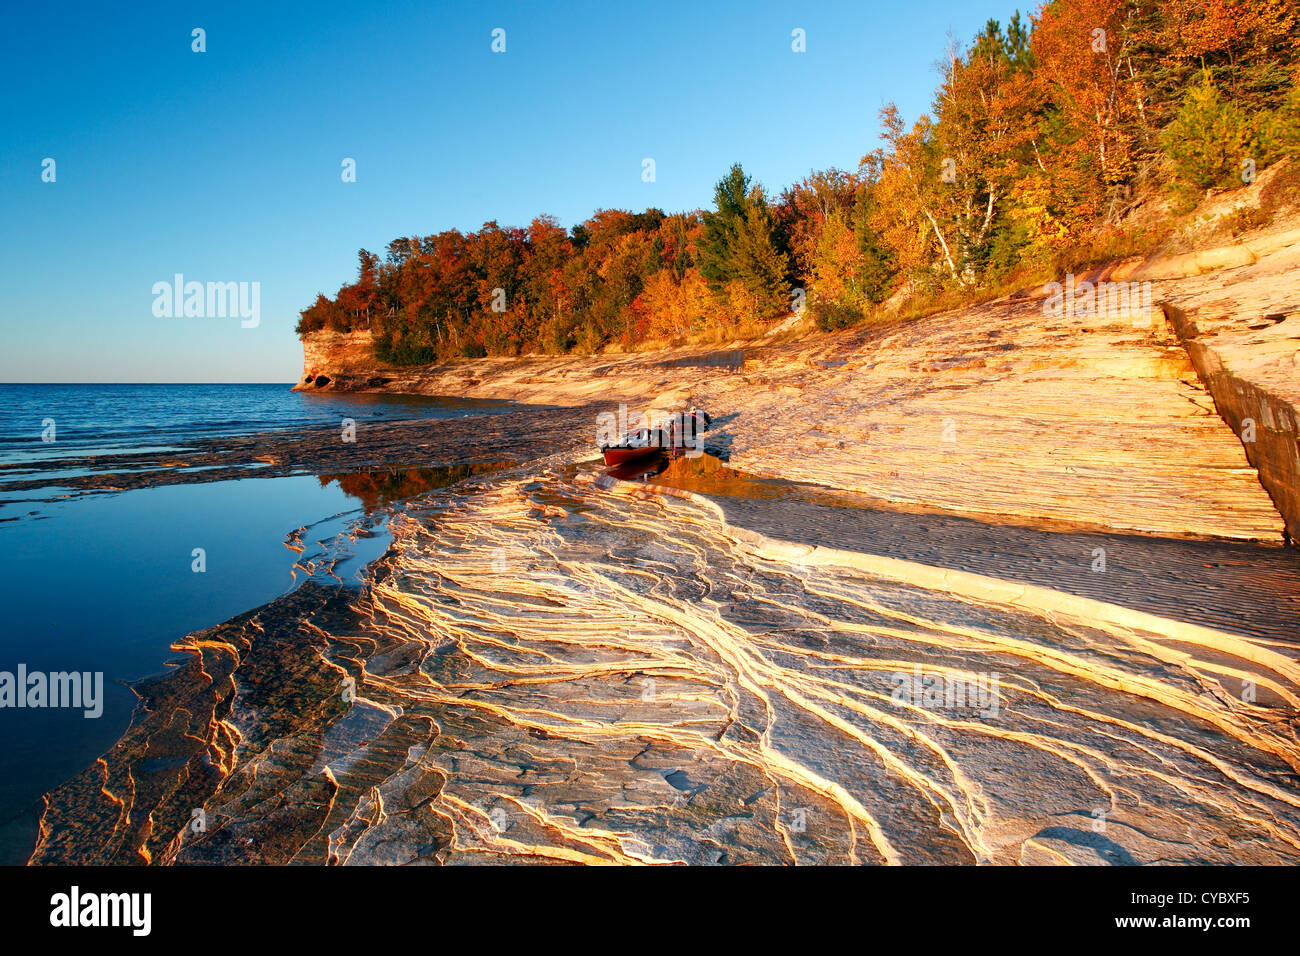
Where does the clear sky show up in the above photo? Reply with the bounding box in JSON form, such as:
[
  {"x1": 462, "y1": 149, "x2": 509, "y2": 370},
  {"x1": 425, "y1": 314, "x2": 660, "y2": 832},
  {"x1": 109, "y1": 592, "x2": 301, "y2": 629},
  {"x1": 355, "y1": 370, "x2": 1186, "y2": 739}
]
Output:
[{"x1": 1, "y1": 0, "x2": 1026, "y2": 383}]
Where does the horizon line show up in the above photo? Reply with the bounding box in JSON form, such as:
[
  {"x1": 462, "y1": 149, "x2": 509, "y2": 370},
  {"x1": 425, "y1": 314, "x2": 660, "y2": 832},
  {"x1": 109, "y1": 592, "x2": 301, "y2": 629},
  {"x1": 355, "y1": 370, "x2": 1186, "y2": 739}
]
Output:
[{"x1": 0, "y1": 381, "x2": 298, "y2": 386}]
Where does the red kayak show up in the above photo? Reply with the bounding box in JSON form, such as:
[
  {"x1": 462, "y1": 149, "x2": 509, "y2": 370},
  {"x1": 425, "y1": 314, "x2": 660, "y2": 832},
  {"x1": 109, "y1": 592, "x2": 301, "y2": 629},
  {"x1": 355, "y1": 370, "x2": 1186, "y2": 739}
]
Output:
[
  {"x1": 602, "y1": 445, "x2": 663, "y2": 467},
  {"x1": 600, "y1": 413, "x2": 710, "y2": 467},
  {"x1": 604, "y1": 456, "x2": 669, "y2": 481},
  {"x1": 600, "y1": 427, "x2": 665, "y2": 466}
]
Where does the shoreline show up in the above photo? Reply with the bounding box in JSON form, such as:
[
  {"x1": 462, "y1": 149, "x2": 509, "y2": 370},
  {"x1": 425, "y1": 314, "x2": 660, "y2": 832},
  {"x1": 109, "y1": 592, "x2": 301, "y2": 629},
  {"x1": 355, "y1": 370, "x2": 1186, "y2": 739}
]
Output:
[
  {"x1": 13, "y1": 223, "x2": 1300, "y2": 865},
  {"x1": 1, "y1": 398, "x2": 1286, "y2": 550},
  {"x1": 293, "y1": 218, "x2": 1300, "y2": 546},
  {"x1": 27, "y1": 451, "x2": 1300, "y2": 865},
  {"x1": 0, "y1": 402, "x2": 601, "y2": 502},
  {"x1": 294, "y1": 313, "x2": 1289, "y2": 544}
]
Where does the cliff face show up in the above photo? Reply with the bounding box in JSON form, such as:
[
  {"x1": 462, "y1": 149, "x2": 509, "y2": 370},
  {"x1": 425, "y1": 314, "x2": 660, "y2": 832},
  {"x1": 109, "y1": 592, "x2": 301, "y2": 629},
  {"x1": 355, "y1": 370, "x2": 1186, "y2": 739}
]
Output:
[
  {"x1": 292, "y1": 328, "x2": 396, "y2": 391},
  {"x1": 1160, "y1": 239, "x2": 1300, "y2": 543},
  {"x1": 293, "y1": 218, "x2": 1300, "y2": 545}
]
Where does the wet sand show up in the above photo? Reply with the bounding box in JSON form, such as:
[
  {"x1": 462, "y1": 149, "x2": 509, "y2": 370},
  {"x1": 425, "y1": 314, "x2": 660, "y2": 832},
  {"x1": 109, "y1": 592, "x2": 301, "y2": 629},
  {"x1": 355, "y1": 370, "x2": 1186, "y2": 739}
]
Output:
[{"x1": 649, "y1": 457, "x2": 1300, "y2": 648}]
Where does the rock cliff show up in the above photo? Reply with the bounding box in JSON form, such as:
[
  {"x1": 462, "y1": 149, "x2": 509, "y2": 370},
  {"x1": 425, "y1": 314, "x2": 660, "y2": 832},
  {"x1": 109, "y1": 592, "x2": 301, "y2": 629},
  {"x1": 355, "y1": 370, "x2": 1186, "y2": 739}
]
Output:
[
  {"x1": 292, "y1": 328, "x2": 398, "y2": 392},
  {"x1": 294, "y1": 222, "x2": 1300, "y2": 545}
]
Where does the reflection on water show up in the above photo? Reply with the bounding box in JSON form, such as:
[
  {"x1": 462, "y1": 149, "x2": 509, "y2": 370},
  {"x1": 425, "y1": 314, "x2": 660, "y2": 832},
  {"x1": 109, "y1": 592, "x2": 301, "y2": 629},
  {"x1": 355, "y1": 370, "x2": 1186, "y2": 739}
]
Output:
[
  {"x1": 317, "y1": 462, "x2": 515, "y2": 513},
  {"x1": 31, "y1": 462, "x2": 1300, "y2": 865},
  {"x1": 0, "y1": 475, "x2": 387, "y2": 863}
]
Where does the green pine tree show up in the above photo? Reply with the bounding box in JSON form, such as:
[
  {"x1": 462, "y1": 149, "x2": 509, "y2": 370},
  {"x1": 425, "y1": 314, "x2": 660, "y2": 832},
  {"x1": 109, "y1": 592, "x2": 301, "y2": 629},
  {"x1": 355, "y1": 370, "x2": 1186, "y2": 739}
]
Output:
[
  {"x1": 852, "y1": 189, "x2": 898, "y2": 304},
  {"x1": 1162, "y1": 70, "x2": 1258, "y2": 191},
  {"x1": 699, "y1": 164, "x2": 791, "y2": 317},
  {"x1": 1259, "y1": 70, "x2": 1300, "y2": 162}
]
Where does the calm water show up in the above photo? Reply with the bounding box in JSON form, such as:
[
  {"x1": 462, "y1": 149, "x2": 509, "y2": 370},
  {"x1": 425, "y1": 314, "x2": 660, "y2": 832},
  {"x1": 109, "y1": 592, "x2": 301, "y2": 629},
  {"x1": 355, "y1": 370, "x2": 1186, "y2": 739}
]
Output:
[
  {"x1": 0, "y1": 384, "x2": 514, "y2": 863},
  {"x1": 0, "y1": 383, "x2": 514, "y2": 464}
]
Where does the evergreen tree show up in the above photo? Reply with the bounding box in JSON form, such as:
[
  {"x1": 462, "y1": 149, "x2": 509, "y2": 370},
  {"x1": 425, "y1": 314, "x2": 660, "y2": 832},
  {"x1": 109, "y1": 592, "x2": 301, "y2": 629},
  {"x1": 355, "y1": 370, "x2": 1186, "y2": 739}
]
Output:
[
  {"x1": 699, "y1": 164, "x2": 792, "y2": 317},
  {"x1": 1162, "y1": 70, "x2": 1258, "y2": 190},
  {"x1": 698, "y1": 164, "x2": 752, "y2": 289}
]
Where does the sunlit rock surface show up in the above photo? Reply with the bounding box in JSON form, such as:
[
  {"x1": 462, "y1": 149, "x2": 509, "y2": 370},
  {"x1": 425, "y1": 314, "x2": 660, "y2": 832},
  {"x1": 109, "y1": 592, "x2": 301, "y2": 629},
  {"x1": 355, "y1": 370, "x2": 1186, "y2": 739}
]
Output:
[
  {"x1": 298, "y1": 233, "x2": 1300, "y2": 543},
  {"x1": 294, "y1": 329, "x2": 399, "y2": 392},
  {"x1": 693, "y1": 298, "x2": 1282, "y2": 542},
  {"x1": 1158, "y1": 239, "x2": 1300, "y2": 541},
  {"x1": 32, "y1": 463, "x2": 1300, "y2": 865},
  {"x1": 33, "y1": 229, "x2": 1300, "y2": 865}
]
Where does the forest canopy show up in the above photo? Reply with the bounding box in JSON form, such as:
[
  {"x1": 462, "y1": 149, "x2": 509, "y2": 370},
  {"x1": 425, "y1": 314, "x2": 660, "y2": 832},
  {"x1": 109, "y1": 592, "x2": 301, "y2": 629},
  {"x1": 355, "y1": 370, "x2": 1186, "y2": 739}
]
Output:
[{"x1": 298, "y1": 0, "x2": 1299, "y2": 362}]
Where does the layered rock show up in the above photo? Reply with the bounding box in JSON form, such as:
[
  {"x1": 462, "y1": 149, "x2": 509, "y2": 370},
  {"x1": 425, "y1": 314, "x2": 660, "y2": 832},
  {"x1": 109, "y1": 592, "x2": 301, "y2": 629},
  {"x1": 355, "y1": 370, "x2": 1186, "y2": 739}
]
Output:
[
  {"x1": 1159, "y1": 239, "x2": 1300, "y2": 542},
  {"x1": 691, "y1": 294, "x2": 1285, "y2": 542},
  {"x1": 293, "y1": 328, "x2": 398, "y2": 391},
  {"x1": 294, "y1": 226, "x2": 1300, "y2": 544},
  {"x1": 37, "y1": 464, "x2": 1300, "y2": 865}
]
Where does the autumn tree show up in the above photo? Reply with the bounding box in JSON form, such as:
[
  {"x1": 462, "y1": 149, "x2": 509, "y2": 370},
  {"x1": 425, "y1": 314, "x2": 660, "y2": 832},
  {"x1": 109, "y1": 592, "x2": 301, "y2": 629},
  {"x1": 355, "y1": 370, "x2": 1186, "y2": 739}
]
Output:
[
  {"x1": 869, "y1": 105, "x2": 957, "y2": 287},
  {"x1": 929, "y1": 19, "x2": 1042, "y2": 278},
  {"x1": 299, "y1": 1, "x2": 1298, "y2": 362},
  {"x1": 1032, "y1": 0, "x2": 1149, "y2": 222},
  {"x1": 776, "y1": 168, "x2": 860, "y2": 278},
  {"x1": 1152, "y1": 0, "x2": 1298, "y2": 111}
]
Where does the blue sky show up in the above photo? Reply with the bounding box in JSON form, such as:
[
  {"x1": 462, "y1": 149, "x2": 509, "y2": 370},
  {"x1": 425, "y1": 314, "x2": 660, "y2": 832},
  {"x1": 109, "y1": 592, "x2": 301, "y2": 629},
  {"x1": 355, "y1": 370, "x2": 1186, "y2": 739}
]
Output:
[{"x1": 1, "y1": 0, "x2": 1027, "y2": 382}]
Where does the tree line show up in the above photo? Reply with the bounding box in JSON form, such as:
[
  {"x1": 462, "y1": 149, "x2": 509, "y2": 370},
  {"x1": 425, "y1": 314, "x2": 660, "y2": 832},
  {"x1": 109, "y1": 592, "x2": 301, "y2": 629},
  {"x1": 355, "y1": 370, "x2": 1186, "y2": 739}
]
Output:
[{"x1": 298, "y1": 0, "x2": 1300, "y2": 361}]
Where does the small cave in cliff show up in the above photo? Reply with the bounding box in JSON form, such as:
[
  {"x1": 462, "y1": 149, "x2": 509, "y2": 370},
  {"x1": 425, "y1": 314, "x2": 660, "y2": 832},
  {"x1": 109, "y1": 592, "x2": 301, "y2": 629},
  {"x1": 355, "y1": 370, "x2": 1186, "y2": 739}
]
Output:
[{"x1": 313, "y1": 375, "x2": 331, "y2": 388}]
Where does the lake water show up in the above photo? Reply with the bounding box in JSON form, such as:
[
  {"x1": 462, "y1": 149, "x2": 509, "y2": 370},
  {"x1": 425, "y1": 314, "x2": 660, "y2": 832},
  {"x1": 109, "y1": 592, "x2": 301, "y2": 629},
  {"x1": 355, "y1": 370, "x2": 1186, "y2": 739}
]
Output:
[
  {"x1": 0, "y1": 384, "x2": 512, "y2": 863},
  {"x1": 0, "y1": 383, "x2": 514, "y2": 464}
]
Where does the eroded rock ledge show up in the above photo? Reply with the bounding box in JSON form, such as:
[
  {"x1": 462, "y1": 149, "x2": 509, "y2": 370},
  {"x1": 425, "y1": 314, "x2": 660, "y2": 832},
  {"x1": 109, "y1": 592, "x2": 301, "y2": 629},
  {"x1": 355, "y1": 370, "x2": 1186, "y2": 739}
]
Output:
[
  {"x1": 294, "y1": 227, "x2": 1300, "y2": 545},
  {"x1": 1159, "y1": 240, "x2": 1300, "y2": 543}
]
